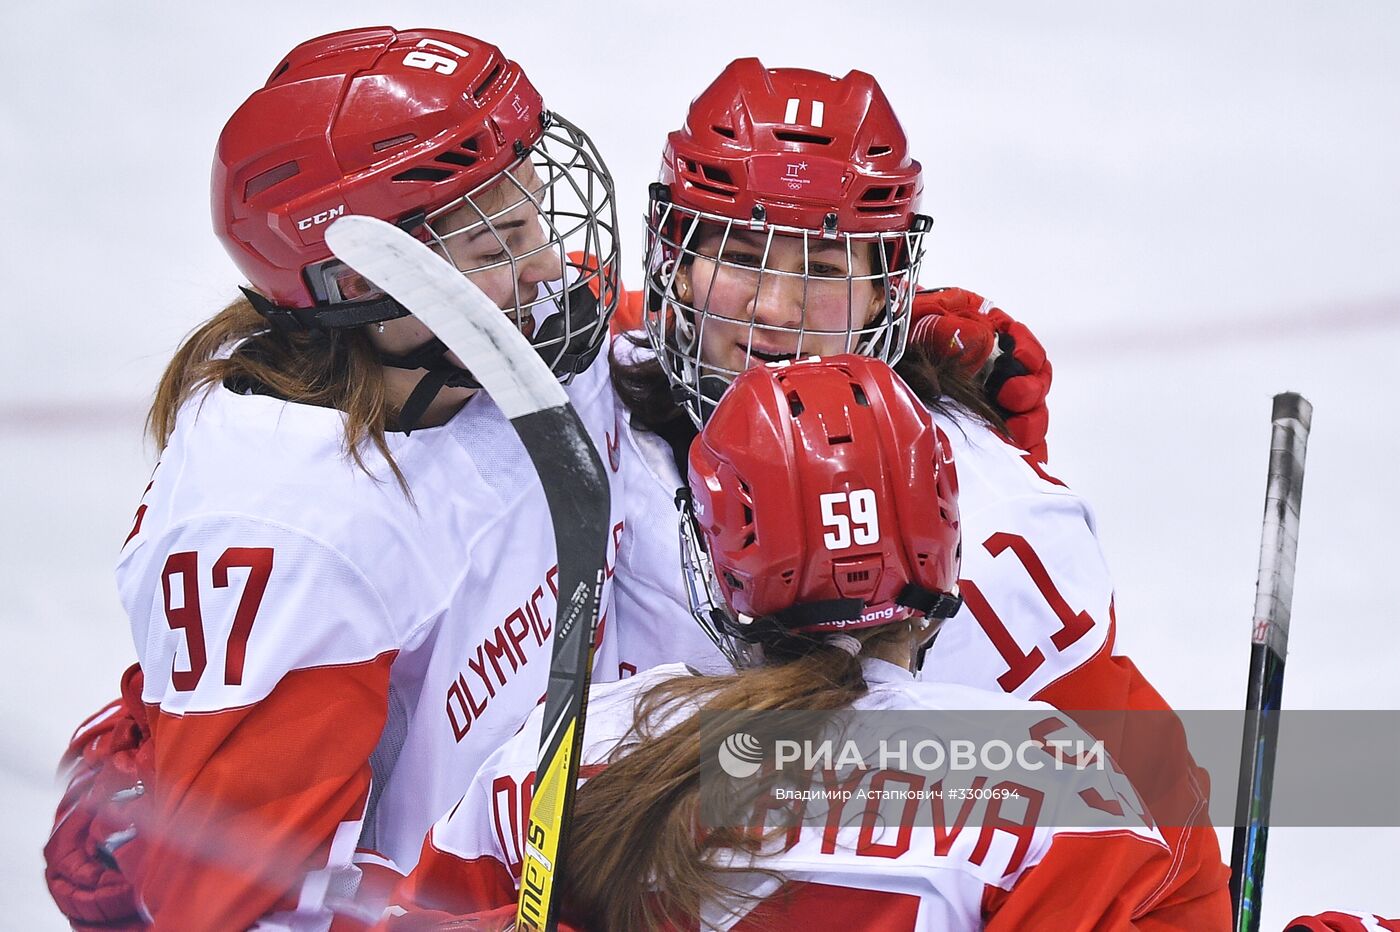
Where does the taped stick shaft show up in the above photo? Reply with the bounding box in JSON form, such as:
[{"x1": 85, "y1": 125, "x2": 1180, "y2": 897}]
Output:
[{"x1": 1230, "y1": 392, "x2": 1312, "y2": 932}]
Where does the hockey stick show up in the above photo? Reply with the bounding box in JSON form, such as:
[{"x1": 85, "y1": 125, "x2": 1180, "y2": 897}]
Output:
[
  {"x1": 326, "y1": 216, "x2": 609, "y2": 932},
  {"x1": 1229, "y1": 392, "x2": 1312, "y2": 932}
]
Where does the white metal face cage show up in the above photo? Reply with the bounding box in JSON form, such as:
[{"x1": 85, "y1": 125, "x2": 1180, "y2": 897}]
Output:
[
  {"x1": 643, "y1": 193, "x2": 930, "y2": 424},
  {"x1": 677, "y1": 492, "x2": 753, "y2": 669},
  {"x1": 311, "y1": 112, "x2": 620, "y2": 382}
]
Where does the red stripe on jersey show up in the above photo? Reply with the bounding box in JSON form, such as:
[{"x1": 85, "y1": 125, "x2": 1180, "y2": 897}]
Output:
[
  {"x1": 727, "y1": 881, "x2": 921, "y2": 931},
  {"x1": 139, "y1": 650, "x2": 396, "y2": 931},
  {"x1": 624, "y1": 881, "x2": 922, "y2": 932},
  {"x1": 395, "y1": 839, "x2": 517, "y2": 918},
  {"x1": 982, "y1": 830, "x2": 1173, "y2": 931},
  {"x1": 1032, "y1": 639, "x2": 1231, "y2": 927}
]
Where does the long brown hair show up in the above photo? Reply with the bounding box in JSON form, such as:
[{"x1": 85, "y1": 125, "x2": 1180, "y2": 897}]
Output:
[
  {"x1": 147, "y1": 294, "x2": 407, "y2": 491},
  {"x1": 563, "y1": 623, "x2": 912, "y2": 931},
  {"x1": 149, "y1": 168, "x2": 557, "y2": 493}
]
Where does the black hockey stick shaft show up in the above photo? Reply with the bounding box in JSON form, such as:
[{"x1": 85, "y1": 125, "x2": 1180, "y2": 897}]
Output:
[
  {"x1": 1229, "y1": 392, "x2": 1312, "y2": 932},
  {"x1": 513, "y1": 406, "x2": 608, "y2": 932}
]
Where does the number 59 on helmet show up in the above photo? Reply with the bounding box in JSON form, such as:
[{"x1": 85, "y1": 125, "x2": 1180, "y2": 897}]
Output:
[{"x1": 681, "y1": 355, "x2": 962, "y2": 663}]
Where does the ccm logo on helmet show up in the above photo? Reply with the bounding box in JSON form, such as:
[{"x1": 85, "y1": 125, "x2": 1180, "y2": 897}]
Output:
[{"x1": 296, "y1": 205, "x2": 346, "y2": 231}]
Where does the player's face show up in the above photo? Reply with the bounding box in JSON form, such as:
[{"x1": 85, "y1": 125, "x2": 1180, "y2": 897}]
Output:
[
  {"x1": 675, "y1": 226, "x2": 886, "y2": 374},
  {"x1": 430, "y1": 160, "x2": 562, "y2": 334},
  {"x1": 369, "y1": 162, "x2": 562, "y2": 365}
]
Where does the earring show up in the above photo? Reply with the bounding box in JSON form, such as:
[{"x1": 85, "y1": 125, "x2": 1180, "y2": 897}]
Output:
[
  {"x1": 664, "y1": 259, "x2": 690, "y2": 304},
  {"x1": 376, "y1": 322, "x2": 386, "y2": 334}
]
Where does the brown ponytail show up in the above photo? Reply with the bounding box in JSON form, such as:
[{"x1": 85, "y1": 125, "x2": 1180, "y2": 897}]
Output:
[
  {"x1": 147, "y1": 293, "x2": 408, "y2": 492},
  {"x1": 563, "y1": 624, "x2": 913, "y2": 931}
]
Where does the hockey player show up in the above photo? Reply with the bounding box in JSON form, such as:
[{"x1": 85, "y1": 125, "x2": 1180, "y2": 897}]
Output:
[
  {"x1": 44, "y1": 27, "x2": 627, "y2": 931},
  {"x1": 606, "y1": 58, "x2": 1230, "y2": 924},
  {"x1": 380, "y1": 355, "x2": 1186, "y2": 931}
]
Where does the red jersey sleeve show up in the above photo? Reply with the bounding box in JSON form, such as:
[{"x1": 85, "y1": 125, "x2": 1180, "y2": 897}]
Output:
[
  {"x1": 1034, "y1": 632, "x2": 1232, "y2": 930},
  {"x1": 125, "y1": 517, "x2": 407, "y2": 930},
  {"x1": 921, "y1": 437, "x2": 1230, "y2": 929},
  {"x1": 140, "y1": 653, "x2": 395, "y2": 930},
  {"x1": 983, "y1": 830, "x2": 1178, "y2": 931}
]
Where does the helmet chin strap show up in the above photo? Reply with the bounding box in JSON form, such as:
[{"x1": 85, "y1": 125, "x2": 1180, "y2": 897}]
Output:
[
  {"x1": 378, "y1": 337, "x2": 480, "y2": 433},
  {"x1": 242, "y1": 285, "x2": 465, "y2": 433},
  {"x1": 244, "y1": 278, "x2": 605, "y2": 434},
  {"x1": 383, "y1": 280, "x2": 604, "y2": 432}
]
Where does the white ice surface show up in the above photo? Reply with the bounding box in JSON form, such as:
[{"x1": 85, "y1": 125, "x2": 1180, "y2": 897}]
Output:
[{"x1": 3, "y1": 2, "x2": 1397, "y2": 929}]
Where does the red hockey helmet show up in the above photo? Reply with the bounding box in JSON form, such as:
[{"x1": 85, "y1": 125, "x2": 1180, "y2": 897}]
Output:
[
  {"x1": 644, "y1": 59, "x2": 932, "y2": 424},
  {"x1": 683, "y1": 355, "x2": 961, "y2": 654},
  {"x1": 212, "y1": 27, "x2": 617, "y2": 382},
  {"x1": 660, "y1": 57, "x2": 923, "y2": 234}
]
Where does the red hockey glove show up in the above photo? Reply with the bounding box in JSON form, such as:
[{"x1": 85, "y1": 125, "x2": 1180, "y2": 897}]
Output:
[
  {"x1": 909, "y1": 287, "x2": 1052, "y2": 463},
  {"x1": 1285, "y1": 911, "x2": 1400, "y2": 931},
  {"x1": 44, "y1": 663, "x2": 152, "y2": 930}
]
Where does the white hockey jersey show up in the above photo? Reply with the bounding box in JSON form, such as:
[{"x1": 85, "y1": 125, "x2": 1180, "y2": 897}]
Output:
[
  {"x1": 608, "y1": 336, "x2": 1112, "y2": 685},
  {"x1": 116, "y1": 350, "x2": 627, "y2": 931},
  {"x1": 606, "y1": 335, "x2": 1230, "y2": 926},
  {"x1": 384, "y1": 660, "x2": 1174, "y2": 931}
]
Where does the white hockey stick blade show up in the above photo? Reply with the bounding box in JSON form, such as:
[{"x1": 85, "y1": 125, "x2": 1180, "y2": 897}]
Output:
[{"x1": 324, "y1": 214, "x2": 568, "y2": 419}]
